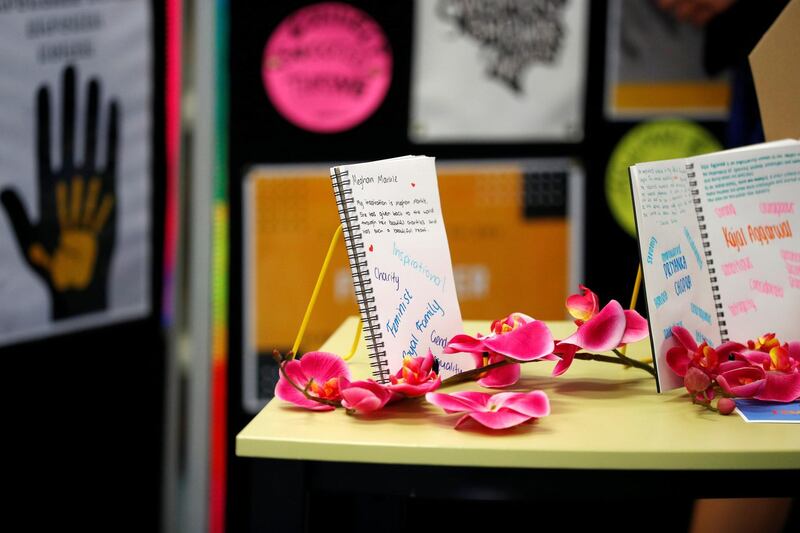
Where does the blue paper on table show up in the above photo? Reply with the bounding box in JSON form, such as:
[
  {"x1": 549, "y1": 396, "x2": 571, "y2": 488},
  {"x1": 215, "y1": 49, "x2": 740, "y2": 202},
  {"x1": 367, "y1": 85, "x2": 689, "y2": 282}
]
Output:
[{"x1": 735, "y1": 400, "x2": 800, "y2": 423}]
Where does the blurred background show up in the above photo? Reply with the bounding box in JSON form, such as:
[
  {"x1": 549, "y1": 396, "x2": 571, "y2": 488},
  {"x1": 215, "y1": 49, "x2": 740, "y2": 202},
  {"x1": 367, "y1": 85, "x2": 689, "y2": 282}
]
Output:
[{"x1": 0, "y1": 0, "x2": 793, "y2": 531}]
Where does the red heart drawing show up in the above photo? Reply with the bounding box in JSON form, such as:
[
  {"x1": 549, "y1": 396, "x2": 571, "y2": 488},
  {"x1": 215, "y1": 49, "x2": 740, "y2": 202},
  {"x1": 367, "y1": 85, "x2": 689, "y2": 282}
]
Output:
[
  {"x1": 411, "y1": 182, "x2": 416, "y2": 187},
  {"x1": 368, "y1": 244, "x2": 374, "y2": 252}
]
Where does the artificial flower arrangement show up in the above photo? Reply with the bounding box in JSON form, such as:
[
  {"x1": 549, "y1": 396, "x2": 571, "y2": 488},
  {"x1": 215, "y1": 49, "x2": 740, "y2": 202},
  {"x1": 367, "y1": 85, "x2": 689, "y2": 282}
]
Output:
[{"x1": 273, "y1": 285, "x2": 800, "y2": 429}]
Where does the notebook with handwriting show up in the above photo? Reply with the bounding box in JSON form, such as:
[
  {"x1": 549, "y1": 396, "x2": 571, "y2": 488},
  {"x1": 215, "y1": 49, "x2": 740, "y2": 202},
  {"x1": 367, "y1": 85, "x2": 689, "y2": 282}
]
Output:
[
  {"x1": 630, "y1": 139, "x2": 800, "y2": 391},
  {"x1": 330, "y1": 156, "x2": 471, "y2": 382}
]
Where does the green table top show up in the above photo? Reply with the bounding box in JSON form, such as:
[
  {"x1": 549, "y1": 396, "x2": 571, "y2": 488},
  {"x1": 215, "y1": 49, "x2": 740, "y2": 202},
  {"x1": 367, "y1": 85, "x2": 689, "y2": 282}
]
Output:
[{"x1": 236, "y1": 317, "x2": 800, "y2": 470}]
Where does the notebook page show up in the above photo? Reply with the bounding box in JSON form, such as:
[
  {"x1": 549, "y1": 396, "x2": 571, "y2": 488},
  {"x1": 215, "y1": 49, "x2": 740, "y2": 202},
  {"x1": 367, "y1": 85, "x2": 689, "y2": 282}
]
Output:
[
  {"x1": 631, "y1": 159, "x2": 720, "y2": 391},
  {"x1": 332, "y1": 156, "x2": 472, "y2": 380},
  {"x1": 692, "y1": 141, "x2": 800, "y2": 341}
]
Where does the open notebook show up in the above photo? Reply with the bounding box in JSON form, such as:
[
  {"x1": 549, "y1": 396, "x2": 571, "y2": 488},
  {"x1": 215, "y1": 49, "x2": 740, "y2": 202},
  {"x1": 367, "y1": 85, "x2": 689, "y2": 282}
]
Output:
[{"x1": 630, "y1": 139, "x2": 800, "y2": 391}]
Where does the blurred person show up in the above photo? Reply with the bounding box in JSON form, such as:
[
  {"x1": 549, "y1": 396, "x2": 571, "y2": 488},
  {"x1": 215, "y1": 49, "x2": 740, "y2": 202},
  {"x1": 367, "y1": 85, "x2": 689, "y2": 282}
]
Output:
[{"x1": 659, "y1": 0, "x2": 790, "y2": 147}]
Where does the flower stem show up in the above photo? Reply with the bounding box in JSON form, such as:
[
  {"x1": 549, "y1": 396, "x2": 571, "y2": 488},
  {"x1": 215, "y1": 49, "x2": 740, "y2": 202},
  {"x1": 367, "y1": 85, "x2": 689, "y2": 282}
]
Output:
[
  {"x1": 610, "y1": 348, "x2": 657, "y2": 377},
  {"x1": 440, "y1": 349, "x2": 658, "y2": 387},
  {"x1": 440, "y1": 359, "x2": 512, "y2": 386}
]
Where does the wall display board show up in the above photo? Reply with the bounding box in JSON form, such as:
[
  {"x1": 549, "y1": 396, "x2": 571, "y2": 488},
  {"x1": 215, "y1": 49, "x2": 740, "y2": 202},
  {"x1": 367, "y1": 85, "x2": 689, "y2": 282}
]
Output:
[
  {"x1": 605, "y1": 0, "x2": 730, "y2": 119},
  {"x1": 409, "y1": 0, "x2": 589, "y2": 142},
  {"x1": 0, "y1": 1, "x2": 152, "y2": 346},
  {"x1": 242, "y1": 160, "x2": 583, "y2": 412},
  {"x1": 0, "y1": 1, "x2": 167, "y2": 531}
]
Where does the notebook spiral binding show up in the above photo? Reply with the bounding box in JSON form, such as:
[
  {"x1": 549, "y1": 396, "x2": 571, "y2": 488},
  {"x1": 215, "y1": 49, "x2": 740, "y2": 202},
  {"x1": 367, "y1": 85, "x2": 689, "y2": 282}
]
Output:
[
  {"x1": 330, "y1": 167, "x2": 391, "y2": 383},
  {"x1": 687, "y1": 162, "x2": 729, "y2": 341}
]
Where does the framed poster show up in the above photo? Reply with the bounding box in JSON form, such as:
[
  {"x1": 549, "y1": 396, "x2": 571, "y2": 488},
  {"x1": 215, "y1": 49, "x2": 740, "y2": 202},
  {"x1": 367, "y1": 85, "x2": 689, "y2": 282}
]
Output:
[
  {"x1": 409, "y1": 0, "x2": 588, "y2": 143},
  {"x1": 605, "y1": 0, "x2": 729, "y2": 119},
  {"x1": 0, "y1": 1, "x2": 152, "y2": 346}
]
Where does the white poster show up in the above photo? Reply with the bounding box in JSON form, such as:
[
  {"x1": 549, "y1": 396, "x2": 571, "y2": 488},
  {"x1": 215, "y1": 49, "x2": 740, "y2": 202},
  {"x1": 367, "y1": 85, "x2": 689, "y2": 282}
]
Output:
[
  {"x1": 0, "y1": 1, "x2": 152, "y2": 346},
  {"x1": 605, "y1": 0, "x2": 729, "y2": 119},
  {"x1": 409, "y1": 0, "x2": 588, "y2": 143}
]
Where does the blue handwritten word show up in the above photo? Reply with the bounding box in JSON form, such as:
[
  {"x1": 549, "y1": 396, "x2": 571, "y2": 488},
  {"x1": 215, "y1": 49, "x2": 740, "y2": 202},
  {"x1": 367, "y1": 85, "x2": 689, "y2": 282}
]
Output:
[
  {"x1": 691, "y1": 303, "x2": 711, "y2": 324},
  {"x1": 694, "y1": 330, "x2": 715, "y2": 346},
  {"x1": 683, "y1": 227, "x2": 703, "y2": 268},
  {"x1": 403, "y1": 333, "x2": 420, "y2": 357},
  {"x1": 674, "y1": 275, "x2": 692, "y2": 295},
  {"x1": 415, "y1": 299, "x2": 445, "y2": 334},
  {"x1": 434, "y1": 356, "x2": 462, "y2": 375},
  {"x1": 653, "y1": 291, "x2": 668, "y2": 309},
  {"x1": 430, "y1": 329, "x2": 448, "y2": 349},
  {"x1": 386, "y1": 288, "x2": 413, "y2": 338},
  {"x1": 374, "y1": 266, "x2": 400, "y2": 291},
  {"x1": 646, "y1": 237, "x2": 657, "y2": 264},
  {"x1": 662, "y1": 244, "x2": 688, "y2": 279},
  {"x1": 663, "y1": 321, "x2": 683, "y2": 340},
  {"x1": 661, "y1": 245, "x2": 682, "y2": 261},
  {"x1": 393, "y1": 241, "x2": 443, "y2": 289}
]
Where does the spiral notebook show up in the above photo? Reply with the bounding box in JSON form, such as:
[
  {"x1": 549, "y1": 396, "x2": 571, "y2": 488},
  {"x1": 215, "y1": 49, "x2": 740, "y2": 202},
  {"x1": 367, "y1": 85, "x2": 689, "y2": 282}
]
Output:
[
  {"x1": 330, "y1": 156, "x2": 472, "y2": 383},
  {"x1": 630, "y1": 139, "x2": 800, "y2": 391}
]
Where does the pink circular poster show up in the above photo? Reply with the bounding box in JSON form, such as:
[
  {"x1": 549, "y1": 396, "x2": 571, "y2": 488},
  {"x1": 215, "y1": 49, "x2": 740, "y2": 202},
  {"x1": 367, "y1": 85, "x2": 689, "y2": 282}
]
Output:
[{"x1": 262, "y1": 2, "x2": 393, "y2": 133}]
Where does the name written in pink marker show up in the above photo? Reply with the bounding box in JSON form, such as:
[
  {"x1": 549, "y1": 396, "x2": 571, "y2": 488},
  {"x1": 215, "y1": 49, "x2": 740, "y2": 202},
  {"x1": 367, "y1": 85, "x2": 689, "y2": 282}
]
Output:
[
  {"x1": 721, "y1": 257, "x2": 753, "y2": 276},
  {"x1": 714, "y1": 203, "x2": 736, "y2": 217},
  {"x1": 729, "y1": 299, "x2": 757, "y2": 316}
]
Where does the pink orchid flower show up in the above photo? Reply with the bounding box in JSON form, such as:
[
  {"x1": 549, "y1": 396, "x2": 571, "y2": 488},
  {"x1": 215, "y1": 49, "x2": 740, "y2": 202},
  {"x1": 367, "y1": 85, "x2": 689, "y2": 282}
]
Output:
[
  {"x1": 339, "y1": 377, "x2": 395, "y2": 413},
  {"x1": 717, "y1": 340, "x2": 800, "y2": 402},
  {"x1": 389, "y1": 350, "x2": 442, "y2": 397},
  {"x1": 561, "y1": 298, "x2": 649, "y2": 352},
  {"x1": 665, "y1": 326, "x2": 744, "y2": 379},
  {"x1": 426, "y1": 390, "x2": 550, "y2": 430},
  {"x1": 275, "y1": 351, "x2": 351, "y2": 411},
  {"x1": 566, "y1": 284, "x2": 599, "y2": 323},
  {"x1": 551, "y1": 286, "x2": 649, "y2": 375},
  {"x1": 443, "y1": 312, "x2": 555, "y2": 388}
]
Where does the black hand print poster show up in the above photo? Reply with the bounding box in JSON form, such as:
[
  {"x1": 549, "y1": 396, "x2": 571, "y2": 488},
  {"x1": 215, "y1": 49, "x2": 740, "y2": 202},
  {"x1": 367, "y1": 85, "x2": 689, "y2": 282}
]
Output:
[
  {"x1": 409, "y1": 0, "x2": 588, "y2": 142},
  {"x1": 0, "y1": 1, "x2": 151, "y2": 346}
]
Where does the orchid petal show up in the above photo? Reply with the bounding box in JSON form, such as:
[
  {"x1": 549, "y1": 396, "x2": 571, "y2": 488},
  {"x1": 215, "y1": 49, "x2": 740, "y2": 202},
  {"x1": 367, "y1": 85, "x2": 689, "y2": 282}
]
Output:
[
  {"x1": 492, "y1": 390, "x2": 550, "y2": 417},
  {"x1": 716, "y1": 341, "x2": 747, "y2": 360},
  {"x1": 340, "y1": 379, "x2": 393, "y2": 413},
  {"x1": 755, "y1": 372, "x2": 800, "y2": 402},
  {"x1": 574, "y1": 300, "x2": 626, "y2": 351},
  {"x1": 787, "y1": 341, "x2": 800, "y2": 363},
  {"x1": 443, "y1": 334, "x2": 485, "y2": 354},
  {"x1": 717, "y1": 366, "x2": 766, "y2": 398},
  {"x1": 299, "y1": 351, "x2": 351, "y2": 383},
  {"x1": 420, "y1": 350, "x2": 435, "y2": 374},
  {"x1": 275, "y1": 374, "x2": 336, "y2": 411},
  {"x1": 551, "y1": 343, "x2": 579, "y2": 376},
  {"x1": 426, "y1": 391, "x2": 489, "y2": 413},
  {"x1": 718, "y1": 360, "x2": 749, "y2": 373},
  {"x1": 566, "y1": 285, "x2": 599, "y2": 321},
  {"x1": 477, "y1": 362, "x2": 521, "y2": 388},
  {"x1": 466, "y1": 408, "x2": 534, "y2": 430},
  {"x1": 671, "y1": 326, "x2": 698, "y2": 352},
  {"x1": 620, "y1": 310, "x2": 649, "y2": 344},
  {"x1": 481, "y1": 320, "x2": 554, "y2": 361},
  {"x1": 666, "y1": 347, "x2": 691, "y2": 377},
  {"x1": 389, "y1": 375, "x2": 441, "y2": 397},
  {"x1": 739, "y1": 350, "x2": 772, "y2": 368}
]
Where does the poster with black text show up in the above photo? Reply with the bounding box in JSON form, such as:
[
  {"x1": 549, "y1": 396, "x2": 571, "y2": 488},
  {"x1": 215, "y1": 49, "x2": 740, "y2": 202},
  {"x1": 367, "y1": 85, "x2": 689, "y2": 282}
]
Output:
[
  {"x1": 0, "y1": 1, "x2": 152, "y2": 346},
  {"x1": 409, "y1": 0, "x2": 588, "y2": 143}
]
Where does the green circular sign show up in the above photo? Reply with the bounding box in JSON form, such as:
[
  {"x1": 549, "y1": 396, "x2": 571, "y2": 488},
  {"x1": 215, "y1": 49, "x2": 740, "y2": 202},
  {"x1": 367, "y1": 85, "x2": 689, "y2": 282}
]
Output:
[{"x1": 605, "y1": 119, "x2": 722, "y2": 237}]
